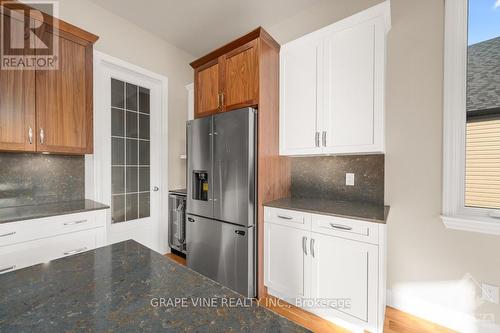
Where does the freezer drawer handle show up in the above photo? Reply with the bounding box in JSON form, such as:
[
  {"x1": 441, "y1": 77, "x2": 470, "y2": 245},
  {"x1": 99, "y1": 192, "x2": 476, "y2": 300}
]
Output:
[
  {"x1": 330, "y1": 223, "x2": 353, "y2": 231},
  {"x1": 277, "y1": 215, "x2": 293, "y2": 220},
  {"x1": 0, "y1": 265, "x2": 16, "y2": 273},
  {"x1": 235, "y1": 230, "x2": 246, "y2": 236},
  {"x1": 188, "y1": 217, "x2": 196, "y2": 223}
]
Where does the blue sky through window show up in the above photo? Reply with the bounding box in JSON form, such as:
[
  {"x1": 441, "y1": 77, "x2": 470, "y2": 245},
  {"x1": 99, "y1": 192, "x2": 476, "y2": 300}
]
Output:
[{"x1": 468, "y1": 0, "x2": 500, "y2": 45}]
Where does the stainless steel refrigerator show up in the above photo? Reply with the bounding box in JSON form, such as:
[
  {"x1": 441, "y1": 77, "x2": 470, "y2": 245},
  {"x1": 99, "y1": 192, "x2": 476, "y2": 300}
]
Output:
[{"x1": 186, "y1": 107, "x2": 256, "y2": 298}]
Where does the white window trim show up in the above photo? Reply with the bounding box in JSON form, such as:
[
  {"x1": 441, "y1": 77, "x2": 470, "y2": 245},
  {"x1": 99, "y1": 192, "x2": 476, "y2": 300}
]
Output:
[{"x1": 442, "y1": 0, "x2": 500, "y2": 235}]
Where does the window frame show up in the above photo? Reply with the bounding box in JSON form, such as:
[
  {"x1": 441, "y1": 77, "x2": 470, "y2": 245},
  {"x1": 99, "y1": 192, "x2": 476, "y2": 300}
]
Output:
[{"x1": 442, "y1": 0, "x2": 500, "y2": 235}]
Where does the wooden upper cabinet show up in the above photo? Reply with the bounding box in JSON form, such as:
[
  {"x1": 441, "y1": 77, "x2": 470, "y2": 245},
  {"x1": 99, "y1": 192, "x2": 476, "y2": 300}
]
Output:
[
  {"x1": 0, "y1": 2, "x2": 98, "y2": 155},
  {"x1": 191, "y1": 27, "x2": 277, "y2": 118},
  {"x1": 36, "y1": 32, "x2": 89, "y2": 154},
  {"x1": 223, "y1": 40, "x2": 259, "y2": 111},
  {"x1": 195, "y1": 59, "x2": 220, "y2": 117},
  {"x1": 0, "y1": 14, "x2": 36, "y2": 152}
]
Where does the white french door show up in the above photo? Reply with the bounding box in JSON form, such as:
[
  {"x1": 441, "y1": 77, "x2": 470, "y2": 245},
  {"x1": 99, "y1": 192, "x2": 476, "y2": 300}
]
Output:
[{"x1": 90, "y1": 51, "x2": 168, "y2": 253}]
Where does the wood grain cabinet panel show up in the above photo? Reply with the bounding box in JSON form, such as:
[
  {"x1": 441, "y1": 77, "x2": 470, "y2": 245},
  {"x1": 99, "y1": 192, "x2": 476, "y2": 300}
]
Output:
[
  {"x1": 195, "y1": 60, "x2": 220, "y2": 118},
  {"x1": 0, "y1": 14, "x2": 36, "y2": 152},
  {"x1": 191, "y1": 27, "x2": 291, "y2": 300},
  {"x1": 223, "y1": 41, "x2": 259, "y2": 111},
  {"x1": 36, "y1": 34, "x2": 88, "y2": 154},
  {"x1": 0, "y1": 3, "x2": 98, "y2": 155}
]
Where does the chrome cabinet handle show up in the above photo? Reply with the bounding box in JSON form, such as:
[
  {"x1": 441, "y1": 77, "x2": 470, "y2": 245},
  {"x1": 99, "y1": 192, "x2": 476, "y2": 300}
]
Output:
[
  {"x1": 0, "y1": 265, "x2": 16, "y2": 273},
  {"x1": 0, "y1": 231, "x2": 16, "y2": 238},
  {"x1": 152, "y1": 186, "x2": 160, "y2": 192},
  {"x1": 330, "y1": 223, "x2": 353, "y2": 231},
  {"x1": 310, "y1": 238, "x2": 315, "y2": 258},
  {"x1": 40, "y1": 128, "x2": 45, "y2": 144},
  {"x1": 315, "y1": 132, "x2": 320, "y2": 147},
  {"x1": 277, "y1": 215, "x2": 293, "y2": 220},
  {"x1": 322, "y1": 131, "x2": 326, "y2": 147},
  {"x1": 63, "y1": 247, "x2": 88, "y2": 256},
  {"x1": 302, "y1": 236, "x2": 308, "y2": 256},
  {"x1": 28, "y1": 127, "x2": 33, "y2": 144},
  {"x1": 63, "y1": 220, "x2": 86, "y2": 226},
  {"x1": 221, "y1": 93, "x2": 224, "y2": 107}
]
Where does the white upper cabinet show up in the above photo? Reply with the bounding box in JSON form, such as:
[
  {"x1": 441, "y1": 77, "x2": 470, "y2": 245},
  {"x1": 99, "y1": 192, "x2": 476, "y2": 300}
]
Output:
[
  {"x1": 280, "y1": 35, "x2": 323, "y2": 155},
  {"x1": 280, "y1": 1, "x2": 391, "y2": 156}
]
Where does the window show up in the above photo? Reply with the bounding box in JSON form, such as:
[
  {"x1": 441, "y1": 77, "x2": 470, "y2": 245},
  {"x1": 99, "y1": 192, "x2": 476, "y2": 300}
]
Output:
[
  {"x1": 110, "y1": 78, "x2": 151, "y2": 223},
  {"x1": 465, "y1": 0, "x2": 500, "y2": 210},
  {"x1": 443, "y1": 0, "x2": 500, "y2": 234}
]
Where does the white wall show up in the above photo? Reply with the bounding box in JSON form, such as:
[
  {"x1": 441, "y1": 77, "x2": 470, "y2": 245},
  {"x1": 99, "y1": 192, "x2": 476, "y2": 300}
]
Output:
[
  {"x1": 56, "y1": 0, "x2": 193, "y2": 191},
  {"x1": 268, "y1": 0, "x2": 500, "y2": 331}
]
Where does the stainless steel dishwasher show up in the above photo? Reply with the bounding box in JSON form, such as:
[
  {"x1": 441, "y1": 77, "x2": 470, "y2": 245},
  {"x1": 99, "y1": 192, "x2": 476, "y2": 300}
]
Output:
[{"x1": 168, "y1": 189, "x2": 187, "y2": 254}]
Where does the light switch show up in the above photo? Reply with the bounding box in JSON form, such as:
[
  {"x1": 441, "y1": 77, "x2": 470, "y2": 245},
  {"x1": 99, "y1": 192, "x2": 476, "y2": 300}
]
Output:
[{"x1": 346, "y1": 173, "x2": 355, "y2": 186}]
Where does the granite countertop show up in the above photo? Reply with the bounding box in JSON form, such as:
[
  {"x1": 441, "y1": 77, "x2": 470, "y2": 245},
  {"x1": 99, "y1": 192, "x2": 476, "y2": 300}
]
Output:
[
  {"x1": 265, "y1": 197, "x2": 390, "y2": 224},
  {"x1": 0, "y1": 199, "x2": 109, "y2": 224},
  {"x1": 0, "y1": 240, "x2": 309, "y2": 333}
]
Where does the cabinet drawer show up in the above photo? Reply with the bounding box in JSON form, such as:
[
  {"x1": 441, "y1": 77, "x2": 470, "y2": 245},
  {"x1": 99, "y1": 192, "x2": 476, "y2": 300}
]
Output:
[
  {"x1": 264, "y1": 207, "x2": 311, "y2": 230},
  {"x1": 0, "y1": 211, "x2": 103, "y2": 247},
  {"x1": 312, "y1": 214, "x2": 379, "y2": 245},
  {"x1": 0, "y1": 228, "x2": 101, "y2": 274}
]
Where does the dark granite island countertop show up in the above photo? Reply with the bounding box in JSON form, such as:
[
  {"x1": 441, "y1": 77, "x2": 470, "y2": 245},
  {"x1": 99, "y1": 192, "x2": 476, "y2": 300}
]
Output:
[
  {"x1": 0, "y1": 199, "x2": 109, "y2": 224},
  {"x1": 265, "y1": 197, "x2": 390, "y2": 224},
  {"x1": 0, "y1": 240, "x2": 309, "y2": 333}
]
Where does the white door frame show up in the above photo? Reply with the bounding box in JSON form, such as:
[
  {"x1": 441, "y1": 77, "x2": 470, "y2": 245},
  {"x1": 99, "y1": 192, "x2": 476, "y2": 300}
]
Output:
[{"x1": 86, "y1": 50, "x2": 169, "y2": 254}]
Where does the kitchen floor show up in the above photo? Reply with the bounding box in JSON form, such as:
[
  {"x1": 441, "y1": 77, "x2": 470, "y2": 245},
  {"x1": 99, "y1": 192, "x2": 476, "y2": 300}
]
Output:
[{"x1": 165, "y1": 253, "x2": 455, "y2": 333}]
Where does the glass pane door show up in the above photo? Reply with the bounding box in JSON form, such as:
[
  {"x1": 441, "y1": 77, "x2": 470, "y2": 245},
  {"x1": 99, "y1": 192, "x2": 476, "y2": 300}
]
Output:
[{"x1": 110, "y1": 78, "x2": 151, "y2": 223}]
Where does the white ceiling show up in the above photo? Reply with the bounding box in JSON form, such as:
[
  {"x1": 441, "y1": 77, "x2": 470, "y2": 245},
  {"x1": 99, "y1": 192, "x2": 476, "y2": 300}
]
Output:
[{"x1": 88, "y1": 0, "x2": 320, "y2": 57}]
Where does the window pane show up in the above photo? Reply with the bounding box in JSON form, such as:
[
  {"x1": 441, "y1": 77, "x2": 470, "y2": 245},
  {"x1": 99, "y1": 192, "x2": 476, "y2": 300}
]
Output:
[
  {"x1": 126, "y1": 83, "x2": 138, "y2": 111},
  {"x1": 465, "y1": 0, "x2": 500, "y2": 209},
  {"x1": 139, "y1": 87, "x2": 150, "y2": 114},
  {"x1": 111, "y1": 79, "x2": 124, "y2": 108},
  {"x1": 112, "y1": 195, "x2": 125, "y2": 223}
]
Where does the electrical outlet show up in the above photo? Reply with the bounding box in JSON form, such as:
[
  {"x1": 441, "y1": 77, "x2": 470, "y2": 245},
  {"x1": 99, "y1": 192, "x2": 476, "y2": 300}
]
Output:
[
  {"x1": 482, "y1": 283, "x2": 499, "y2": 304},
  {"x1": 346, "y1": 173, "x2": 355, "y2": 186}
]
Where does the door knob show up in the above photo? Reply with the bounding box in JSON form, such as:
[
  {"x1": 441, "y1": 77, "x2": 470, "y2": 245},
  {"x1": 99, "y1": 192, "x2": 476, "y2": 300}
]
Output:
[{"x1": 152, "y1": 186, "x2": 160, "y2": 192}]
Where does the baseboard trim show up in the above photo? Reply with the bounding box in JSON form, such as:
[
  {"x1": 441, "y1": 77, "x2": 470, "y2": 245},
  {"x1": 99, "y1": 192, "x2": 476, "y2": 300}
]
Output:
[{"x1": 387, "y1": 289, "x2": 500, "y2": 333}]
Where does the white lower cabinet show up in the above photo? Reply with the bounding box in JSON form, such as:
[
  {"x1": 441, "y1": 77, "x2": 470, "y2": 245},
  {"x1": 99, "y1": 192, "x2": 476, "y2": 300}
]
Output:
[
  {"x1": 0, "y1": 210, "x2": 106, "y2": 274},
  {"x1": 264, "y1": 222, "x2": 310, "y2": 301},
  {"x1": 264, "y1": 207, "x2": 386, "y2": 333}
]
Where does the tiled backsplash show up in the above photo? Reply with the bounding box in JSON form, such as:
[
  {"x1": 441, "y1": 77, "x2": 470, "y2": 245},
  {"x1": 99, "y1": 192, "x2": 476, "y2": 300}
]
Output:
[
  {"x1": 0, "y1": 153, "x2": 84, "y2": 208},
  {"x1": 291, "y1": 155, "x2": 384, "y2": 205}
]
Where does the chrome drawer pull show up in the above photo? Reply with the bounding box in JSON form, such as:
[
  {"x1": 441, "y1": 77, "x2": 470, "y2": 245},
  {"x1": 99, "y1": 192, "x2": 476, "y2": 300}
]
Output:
[
  {"x1": 302, "y1": 236, "x2": 308, "y2": 256},
  {"x1": 330, "y1": 223, "x2": 353, "y2": 231},
  {"x1": 0, "y1": 231, "x2": 16, "y2": 238},
  {"x1": 64, "y1": 247, "x2": 88, "y2": 256},
  {"x1": 277, "y1": 215, "x2": 293, "y2": 220},
  {"x1": 63, "y1": 220, "x2": 87, "y2": 226},
  {"x1": 0, "y1": 265, "x2": 16, "y2": 273}
]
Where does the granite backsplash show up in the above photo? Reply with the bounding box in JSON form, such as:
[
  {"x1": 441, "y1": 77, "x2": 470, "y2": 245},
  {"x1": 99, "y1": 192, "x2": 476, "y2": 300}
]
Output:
[
  {"x1": 291, "y1": 155, "x2": 384, "y2": 205},
  {"x1": 0, "y1": 153, "x2": 84, "y2": 208}
]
